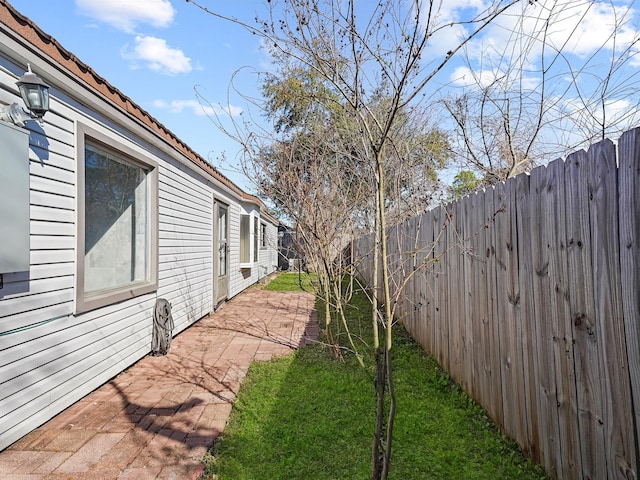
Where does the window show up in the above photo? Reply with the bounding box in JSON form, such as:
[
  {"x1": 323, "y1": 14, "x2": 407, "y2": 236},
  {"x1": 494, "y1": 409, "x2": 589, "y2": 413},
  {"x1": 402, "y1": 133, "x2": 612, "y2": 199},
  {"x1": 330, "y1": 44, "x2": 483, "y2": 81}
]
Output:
[
  {"x1": 261, "y1": 223, "x2": 267, "y2": 249},
  {"x1": 240, "y1": 213, "x2": 261, "y2": 267},
  {"x1": 254, "y1": 216, "x2": 259, "y2": 262},
  {"x1": 218, "y1": 205, "x2": 228, "y2": 277},
  {"x1": 240, "y1": 214, "x2": 251, "y2": 265},
  {"x1": 76, "y1": 123, "x2": 158, "y2": 313}
]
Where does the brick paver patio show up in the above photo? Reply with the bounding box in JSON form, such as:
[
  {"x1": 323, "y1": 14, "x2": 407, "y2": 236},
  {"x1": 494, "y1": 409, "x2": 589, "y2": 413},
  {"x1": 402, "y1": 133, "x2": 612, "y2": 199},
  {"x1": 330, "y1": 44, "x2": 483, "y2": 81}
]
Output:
[{"x1": 0, "y1": 287, "x2": 317, "y2": 480}]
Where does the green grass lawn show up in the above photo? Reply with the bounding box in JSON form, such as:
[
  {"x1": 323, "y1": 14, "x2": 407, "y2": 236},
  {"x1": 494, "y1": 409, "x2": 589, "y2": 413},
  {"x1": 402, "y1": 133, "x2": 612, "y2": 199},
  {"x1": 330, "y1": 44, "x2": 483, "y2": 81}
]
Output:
[
  {"x1": 263, "y1": 271, "x2": 316, "y2": 291},
  {"x1": 203, "y1": 273, "x2": 547, "y2": 480}
]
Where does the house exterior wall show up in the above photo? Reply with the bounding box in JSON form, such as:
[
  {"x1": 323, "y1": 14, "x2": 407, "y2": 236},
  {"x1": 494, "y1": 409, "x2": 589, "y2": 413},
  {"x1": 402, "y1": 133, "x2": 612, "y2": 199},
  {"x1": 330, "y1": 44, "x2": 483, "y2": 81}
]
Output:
[
  {"x1": 0, "y1": 4, "x2": 278, "y2": 451},
  {"x1": 260, "y1": 221, "x2": 279, "y2": 277},
  {"x1": 227, "y1": 204, "x2": 280, "y2": 295}
]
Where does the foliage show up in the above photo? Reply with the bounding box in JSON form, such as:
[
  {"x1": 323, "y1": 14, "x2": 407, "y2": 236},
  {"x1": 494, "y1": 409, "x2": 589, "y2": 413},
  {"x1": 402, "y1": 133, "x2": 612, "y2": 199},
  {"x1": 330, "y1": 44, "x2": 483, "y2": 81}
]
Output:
[
  {"x1": 258, "y1": 60, "x2": 451, "y2": 230},
  {"x1": 203, "y1": 282, "x2": 548, "y2": 480},
  {"x1": 449, "y1": 170, "x2": 480, "y2": 199}
]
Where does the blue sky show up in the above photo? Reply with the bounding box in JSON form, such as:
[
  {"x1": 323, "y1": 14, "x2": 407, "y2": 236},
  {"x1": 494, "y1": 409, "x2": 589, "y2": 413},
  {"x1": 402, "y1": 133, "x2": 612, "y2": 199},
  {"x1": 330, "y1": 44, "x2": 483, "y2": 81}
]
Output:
[
  {"x1": 8, "y1": 0, "x2": 268, "y2": 190},
  {"x1": 7, "y1": 0, "x2": 640, "y2": 191}
]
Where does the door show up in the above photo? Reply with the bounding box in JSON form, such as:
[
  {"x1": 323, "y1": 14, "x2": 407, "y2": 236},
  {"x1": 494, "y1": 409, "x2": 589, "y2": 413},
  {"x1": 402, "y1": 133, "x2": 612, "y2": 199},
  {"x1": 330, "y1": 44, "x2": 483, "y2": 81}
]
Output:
[{"x1": 214, "y1": 202, "x2": 229, "y2": 306}]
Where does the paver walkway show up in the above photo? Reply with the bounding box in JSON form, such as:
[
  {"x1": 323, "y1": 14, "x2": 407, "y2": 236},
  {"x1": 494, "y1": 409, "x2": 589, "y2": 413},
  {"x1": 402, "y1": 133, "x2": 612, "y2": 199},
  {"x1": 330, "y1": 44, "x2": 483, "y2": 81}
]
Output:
[{"x1": 0, "y1": 287, "x2": 318, "y2": 480}]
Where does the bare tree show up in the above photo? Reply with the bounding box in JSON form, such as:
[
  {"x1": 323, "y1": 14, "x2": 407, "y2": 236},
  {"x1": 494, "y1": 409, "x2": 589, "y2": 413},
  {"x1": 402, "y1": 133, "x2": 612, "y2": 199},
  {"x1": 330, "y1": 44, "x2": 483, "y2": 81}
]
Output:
[
  {"x1": 187, "y1": 1, "x2": 527, "y2": 478},
  {"x1": 443, "y1": 0, "x2": 640, "y2": 185}
]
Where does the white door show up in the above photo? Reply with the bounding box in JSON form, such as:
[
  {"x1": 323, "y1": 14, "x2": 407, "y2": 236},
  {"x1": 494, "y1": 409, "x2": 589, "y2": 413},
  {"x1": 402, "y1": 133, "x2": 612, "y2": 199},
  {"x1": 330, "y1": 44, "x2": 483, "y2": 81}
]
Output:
[{"x1": 214, "y1": 202, "x2": 229, "y2": 305}]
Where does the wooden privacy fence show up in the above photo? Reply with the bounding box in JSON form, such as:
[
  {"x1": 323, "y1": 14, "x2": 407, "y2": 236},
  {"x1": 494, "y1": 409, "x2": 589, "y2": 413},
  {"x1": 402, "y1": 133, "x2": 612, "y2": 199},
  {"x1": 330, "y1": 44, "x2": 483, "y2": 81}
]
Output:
[{"x1": 351, "y1": 128, "x2": 640, "y2": 480}]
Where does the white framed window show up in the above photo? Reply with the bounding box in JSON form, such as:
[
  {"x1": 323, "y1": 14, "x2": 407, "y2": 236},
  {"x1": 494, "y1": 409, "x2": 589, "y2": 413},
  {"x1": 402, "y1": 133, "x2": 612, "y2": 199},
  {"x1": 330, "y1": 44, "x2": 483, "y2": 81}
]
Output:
[
  {"x1": 75, "y1": 123, "x2": 158, "y2": 313},
  {"x1": 240, "y1": 214, "x2": 251, "y2": 266},
  {"x1": 253, "y1": 216, "x2": 259, "y2": 262},
  {"x1": 261, "y1": 223, "x2": 267, "y2": 249},
  {"x1": 240, "y1": 212, "x2": 262, "y2": 268}
]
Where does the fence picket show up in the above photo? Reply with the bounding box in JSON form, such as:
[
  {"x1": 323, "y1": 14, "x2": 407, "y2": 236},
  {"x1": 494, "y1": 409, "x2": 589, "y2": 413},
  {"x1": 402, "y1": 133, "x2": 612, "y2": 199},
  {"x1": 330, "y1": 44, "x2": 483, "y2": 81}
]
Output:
[
  {"x1": 430, "y1": 206, "x2": 443, "y2": 359},
  {"x1": 515, "y1": 172, "x2": 542, "y2": 461},
  {"x1": 494, "y1": 179, "x2": 529, "y2": 451},
  {"x1": 564, "y1": 148, "x2": 605, "y2": 480},
  {"x1": 406, "y1": 215, "x2": 420, "y2": 334},
  {"x1": 444, "y1": 202, "x2": 464, "y2": 383},
  {"x1": 419, "y1": 210, "x2": 433, "y2": 355},
  {"x1": 588, "y1": 139, "x2": 636, "y2": 479},
  {"x1": 483, "y1": 187, "x2": 504, "y2": 426},
  {"x1": 467, "y1": 191, "x2": 486, "y2": 404},
  {"x1": 530, "y1": 162, "x2": 565, "y2": 477},
  {"x1": 547, "y1": 158, "x2": 581, "y2": 480},
  {"x1": 618, "y1": 128, "x2": 640, "y2": 476},
  {"x1": 461, "y1": 194, "x2": 475, "y2": 397}
]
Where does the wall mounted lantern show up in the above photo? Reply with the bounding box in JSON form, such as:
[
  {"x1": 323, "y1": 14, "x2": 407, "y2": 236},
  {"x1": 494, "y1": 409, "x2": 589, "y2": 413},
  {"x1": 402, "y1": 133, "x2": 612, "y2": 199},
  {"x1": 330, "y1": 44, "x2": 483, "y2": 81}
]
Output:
[{"x1": 0, "y1": 64, "x2": 50, "y2": 127}]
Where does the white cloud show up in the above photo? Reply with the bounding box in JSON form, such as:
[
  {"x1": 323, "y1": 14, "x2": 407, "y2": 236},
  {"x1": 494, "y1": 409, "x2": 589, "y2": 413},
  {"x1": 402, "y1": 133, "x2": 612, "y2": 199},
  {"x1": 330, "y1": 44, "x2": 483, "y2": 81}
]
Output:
[
  {"x1": 424, "y1": 0, "x2": 487, "y2": 27},
  {"x1": 153, "y1": 99, "x2": 244, "y2": 117},
  {"x1": 76, "y1": 0, "x2": 175, "y2": 33},
  {"x1": 450, "y1": 65, "x2": 540, "y2": 91},
  {"x1": 540, "y1": 93, "x2": 640, "y2": 152},
  {"x1": 444, "y1": 0, "x2": 640, "y2": 111},
  {"x1": 416, "y1": 0, "x2": 485, "y2": 60},
  {"x1": 122, "y1": 36, "x2": 192, "y2": 75},
  {"x1": 543, "y1": 1, "x2": 638, "y2": 58},
  {"x1": 565, "y1": 96, "x2": 639, "y2": 127},
  {"x1": 450, "y1": 66, "x2": 502, "y2": 88},
  {"x1": 604, "y1": 99, "x2": 635, "y2": 123},
  {"x1": 465, "y1": 0, "x2": 640, "y2": 65}
]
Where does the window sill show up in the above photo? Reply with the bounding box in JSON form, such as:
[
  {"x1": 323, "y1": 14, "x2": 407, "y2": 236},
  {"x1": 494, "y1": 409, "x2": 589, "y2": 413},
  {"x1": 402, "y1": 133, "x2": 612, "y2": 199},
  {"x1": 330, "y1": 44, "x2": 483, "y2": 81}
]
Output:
[{"x1": 76, "y1": 280, "x2": 158, "y2": 314}]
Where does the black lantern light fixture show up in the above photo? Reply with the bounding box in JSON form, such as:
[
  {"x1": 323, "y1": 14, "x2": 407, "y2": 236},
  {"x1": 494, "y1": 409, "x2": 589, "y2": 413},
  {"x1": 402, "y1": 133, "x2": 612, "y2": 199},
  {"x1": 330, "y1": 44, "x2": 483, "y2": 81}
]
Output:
[{"x1": 0, "y1": 64, "x2": 50, "y2": 127}]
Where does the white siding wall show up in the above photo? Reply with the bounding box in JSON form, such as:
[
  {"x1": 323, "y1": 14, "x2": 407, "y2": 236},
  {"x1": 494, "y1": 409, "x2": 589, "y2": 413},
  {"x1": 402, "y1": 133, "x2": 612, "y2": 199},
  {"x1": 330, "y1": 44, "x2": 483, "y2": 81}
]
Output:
[
  {"x1": 227, "y1": 202, "x2": 243, "y2": 297},
  {"x1": 0, "y1": 52, "x2": 279, "y2": 450},
  {"x1": 157, "y1": 160, "x2": 214, "y2": 332},
  {"x1": 259, "y1": 221, "x2": 279, "y2": 277},
  {"x1": 0, "y1": 95, "x2": 165, "y2": 450}
]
